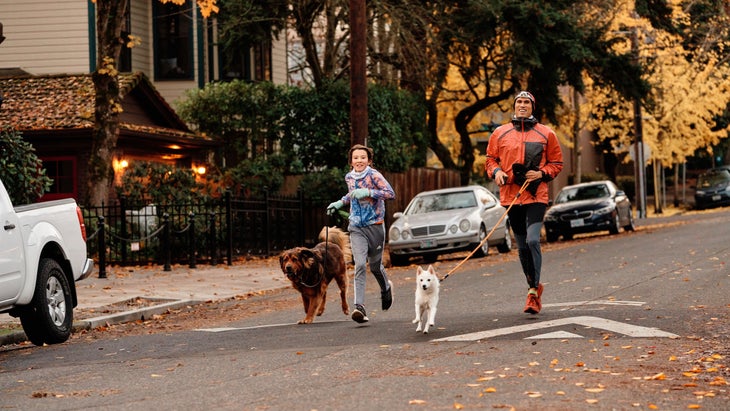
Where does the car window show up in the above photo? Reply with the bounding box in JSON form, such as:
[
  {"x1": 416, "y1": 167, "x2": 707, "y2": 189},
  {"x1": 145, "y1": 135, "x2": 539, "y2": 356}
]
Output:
[
  {"x1": 406, "y1": 191, "x2": 477, "y2": 214},
  {"x1": 555, "y1": 184, "x2": 609, "y2": 203},
  {"x1": 698, "y1": 170, "x2": 730, "y2": 187}
]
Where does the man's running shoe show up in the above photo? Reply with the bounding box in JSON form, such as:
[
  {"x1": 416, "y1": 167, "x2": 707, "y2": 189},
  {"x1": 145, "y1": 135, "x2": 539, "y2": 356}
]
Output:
[{"x1": 523, "y1": 292, "x2": 540, "y2": 314}]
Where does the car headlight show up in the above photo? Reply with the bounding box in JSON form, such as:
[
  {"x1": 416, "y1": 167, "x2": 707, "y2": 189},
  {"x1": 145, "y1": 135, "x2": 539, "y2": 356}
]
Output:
[
  {"x1": 594, "y1": 205, "x2": 613, "y2": 215},
  {"x1": 449, "y1": 224, "x2": 458, "y2": 234},
  {"x1": 389, "y1": 227, "x2": 400, "y2": 241},
  {"x1": 544, "y1": 213, "x2": 557, "y2": 222},
  {"x1": 459, "y1": 219, "x2": 470, "y2": 232},
  {"x1": 696, "y1": 190, "x2": 705, "y2": 195}
]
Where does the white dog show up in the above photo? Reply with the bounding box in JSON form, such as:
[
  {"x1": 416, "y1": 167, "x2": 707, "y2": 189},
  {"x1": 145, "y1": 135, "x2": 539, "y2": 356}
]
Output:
[{"x1": 412, "y1": 265, "x2": 440, "y2": 334}]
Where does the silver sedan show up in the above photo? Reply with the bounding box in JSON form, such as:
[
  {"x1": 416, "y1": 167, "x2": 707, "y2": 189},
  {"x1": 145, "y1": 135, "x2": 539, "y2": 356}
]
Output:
[{"x1": 388, "y1": 185, "x2": 512, "y2": 266}]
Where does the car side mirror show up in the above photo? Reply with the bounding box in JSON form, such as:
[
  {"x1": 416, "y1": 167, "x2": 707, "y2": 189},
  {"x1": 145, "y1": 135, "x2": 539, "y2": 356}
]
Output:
[{"x1": 393, "y1": 212, "x2": 403, "y2": 219}]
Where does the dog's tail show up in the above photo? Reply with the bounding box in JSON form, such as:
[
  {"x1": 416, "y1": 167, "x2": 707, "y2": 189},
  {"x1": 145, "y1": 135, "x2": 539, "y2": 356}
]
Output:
[{"x1": 319, "y1": 226, "x2": 352, "y2": 264}]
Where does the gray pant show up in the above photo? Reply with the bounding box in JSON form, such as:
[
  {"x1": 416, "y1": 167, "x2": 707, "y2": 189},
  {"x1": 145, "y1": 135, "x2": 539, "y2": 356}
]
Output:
[{"x1": 349, "y1": 224, "x2": 390, "y2": 307}]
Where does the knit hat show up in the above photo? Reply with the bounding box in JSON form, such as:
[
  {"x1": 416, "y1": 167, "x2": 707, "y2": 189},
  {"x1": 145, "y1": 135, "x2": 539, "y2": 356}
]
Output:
[{"x1": 514, "y1": 91, "x2": 535, "y2": 111}]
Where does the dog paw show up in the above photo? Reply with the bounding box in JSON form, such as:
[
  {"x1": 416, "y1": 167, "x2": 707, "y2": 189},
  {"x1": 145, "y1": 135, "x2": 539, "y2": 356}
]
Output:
[
  {"x1": 412, "y1": 318, "x2": 419, "y2": 324},
  {"x1": 423, "y1": 330, "x2": 429, "y2": 334}
]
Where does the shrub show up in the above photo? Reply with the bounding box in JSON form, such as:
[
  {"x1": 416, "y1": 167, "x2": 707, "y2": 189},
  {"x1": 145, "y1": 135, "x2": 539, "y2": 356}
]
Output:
[{"x1": 0, "y1": 127, "x2": 52, "y2": 204}]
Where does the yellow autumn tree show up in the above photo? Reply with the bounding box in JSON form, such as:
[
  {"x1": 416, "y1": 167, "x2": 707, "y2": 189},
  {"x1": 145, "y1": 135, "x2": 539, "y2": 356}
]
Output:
[{"x1": 562, "y1": 0, "x2": 729, "y2": 209}]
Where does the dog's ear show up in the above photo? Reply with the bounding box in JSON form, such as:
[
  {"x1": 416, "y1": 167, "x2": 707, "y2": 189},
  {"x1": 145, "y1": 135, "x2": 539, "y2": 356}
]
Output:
[
  {"x1": 417, "y1": 266, "x2": 424, "y2": 275},
  {"x1": 300, "y1": 249, "x2": 316, "y2": 267},
  {"x1": 427, "y1": 265, "x2": 436, "y2": 275}
]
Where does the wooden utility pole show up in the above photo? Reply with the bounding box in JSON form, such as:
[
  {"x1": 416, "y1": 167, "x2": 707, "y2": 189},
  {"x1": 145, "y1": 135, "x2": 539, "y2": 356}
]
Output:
[{"x1": 349, "y1": 0, "x2": 367, "y2": 147}]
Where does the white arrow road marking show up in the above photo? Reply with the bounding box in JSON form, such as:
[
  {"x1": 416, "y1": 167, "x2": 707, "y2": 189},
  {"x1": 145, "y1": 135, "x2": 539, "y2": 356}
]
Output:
[
  {"x1": 526, "y1": 331, "x2": 584, "y2": 339},
  {"x1": 432, "y1": 316, "x2": 679, "y2": 342}
]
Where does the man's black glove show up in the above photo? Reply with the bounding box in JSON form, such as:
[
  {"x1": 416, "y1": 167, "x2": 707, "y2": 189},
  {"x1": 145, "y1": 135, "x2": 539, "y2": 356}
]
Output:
[{"x1": 512, "y1": 163, "x2": 540, "y2": 196}]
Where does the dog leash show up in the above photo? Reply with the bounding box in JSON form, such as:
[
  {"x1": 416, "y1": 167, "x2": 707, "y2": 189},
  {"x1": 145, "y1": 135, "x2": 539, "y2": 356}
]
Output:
[{"x1": 440, "y1": 180, "x2": 530, "y2": 282}]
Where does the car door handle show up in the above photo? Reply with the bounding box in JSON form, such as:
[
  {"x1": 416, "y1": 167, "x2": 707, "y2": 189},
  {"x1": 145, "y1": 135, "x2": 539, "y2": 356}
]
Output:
[{"x1": 4, "y1": 223, "x2": 15, "y2": 230}]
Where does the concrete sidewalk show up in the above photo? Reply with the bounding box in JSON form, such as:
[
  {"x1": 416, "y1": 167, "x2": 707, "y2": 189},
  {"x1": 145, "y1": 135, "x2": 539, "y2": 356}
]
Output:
[{"x1": 0, "y1": 258, "x2": 287, "y2": 346}]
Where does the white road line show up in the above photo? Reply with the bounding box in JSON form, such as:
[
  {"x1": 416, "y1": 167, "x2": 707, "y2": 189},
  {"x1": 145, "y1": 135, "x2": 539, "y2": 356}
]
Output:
[{"x1": 433, "y1": 316, "x2": 679, "y2": 342}]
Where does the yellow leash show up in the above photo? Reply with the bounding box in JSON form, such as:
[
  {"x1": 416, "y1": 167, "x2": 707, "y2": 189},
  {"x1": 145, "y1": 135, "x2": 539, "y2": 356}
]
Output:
[{"x1": 440, "y1": 180, "x2": 530, "y2": 282}]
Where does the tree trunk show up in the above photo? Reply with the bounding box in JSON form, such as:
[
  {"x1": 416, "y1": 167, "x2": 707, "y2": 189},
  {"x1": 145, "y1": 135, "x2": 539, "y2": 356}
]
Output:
[{"x1": 86, "y1": 0, "x2": 129, "y2": 206}]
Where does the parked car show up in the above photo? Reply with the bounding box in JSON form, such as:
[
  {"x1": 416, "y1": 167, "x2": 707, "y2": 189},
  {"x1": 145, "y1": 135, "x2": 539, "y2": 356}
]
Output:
[
  {"x1": 543, "y1": 180, "x2": 635, "y2": 242},
  {"x1": 694, "y1": 166, "x2": 730, "y2": 210},
  {"x1": 0, "y1": 178, "x2": 94, "y2": 346},
  {"x1": 388, "y1": 185, "x2": 512, "y2": 266}
]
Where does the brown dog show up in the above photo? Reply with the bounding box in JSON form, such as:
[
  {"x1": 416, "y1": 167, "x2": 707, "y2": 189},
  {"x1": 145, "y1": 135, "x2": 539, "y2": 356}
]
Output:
[{"x1": 280, "y1": 227, "x2": 351, "y2": 324}]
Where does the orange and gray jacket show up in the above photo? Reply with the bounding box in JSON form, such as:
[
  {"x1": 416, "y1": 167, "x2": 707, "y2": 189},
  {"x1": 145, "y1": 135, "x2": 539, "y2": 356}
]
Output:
[{"x1": 485, "y1": 116, "x2": 564, "y2": 205}]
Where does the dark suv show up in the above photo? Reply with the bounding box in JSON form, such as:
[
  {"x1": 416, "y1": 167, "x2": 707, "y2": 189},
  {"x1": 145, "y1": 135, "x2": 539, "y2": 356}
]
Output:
[{"x1": 694, "y1": 166, "x2": 730, "y2": 210}]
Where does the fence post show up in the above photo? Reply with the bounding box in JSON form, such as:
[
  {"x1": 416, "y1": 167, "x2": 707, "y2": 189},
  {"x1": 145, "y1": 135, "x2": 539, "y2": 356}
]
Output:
[
  {"x1": 163, "y1": 213, "x2": 171, "y2": 271},
  {"x1": 298, "y1": 190, "x2": 305, "y2": 245},
  {"x1": 209, "y1": 211, "x2": 217, "y2": 266},
  {"x1": 120, "y1": 195, "x2": 128, "y2": 265},
  {"x1": 97, "y1": 216, "x2": 107, "y2": 279},
  {"x1": 188, "y1": 211, "x2": 196, "y2": 269},
  {"x1": 265, "y1": 190, "x2": 271, "y2": 256},
  {"x1": 225, "y1": 190, "x2": 232, "y2": 265}
]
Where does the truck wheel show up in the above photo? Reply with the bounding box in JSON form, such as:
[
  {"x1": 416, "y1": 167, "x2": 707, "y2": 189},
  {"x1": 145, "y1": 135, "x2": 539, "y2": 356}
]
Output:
[{"x1": 20, "y1": 258, "x2": 74, "y2": 346}]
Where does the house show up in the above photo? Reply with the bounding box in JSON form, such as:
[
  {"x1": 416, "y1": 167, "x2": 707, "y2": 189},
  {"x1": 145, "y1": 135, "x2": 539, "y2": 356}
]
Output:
[
  {"x1": 0, "y1": 0, "x2": 288, "y2": 106},
  {"x1": 0, "y1": 72, "x2": 220, "y2": 202},
  {"x1": 0, "y1": 0, "x2": 289, "y2": 203}
]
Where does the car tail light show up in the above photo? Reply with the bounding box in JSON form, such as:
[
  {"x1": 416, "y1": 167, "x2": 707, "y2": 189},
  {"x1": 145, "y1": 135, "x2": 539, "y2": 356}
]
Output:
[{"x1": 76, "y1": 206, "x2": 87, "y2": 242}]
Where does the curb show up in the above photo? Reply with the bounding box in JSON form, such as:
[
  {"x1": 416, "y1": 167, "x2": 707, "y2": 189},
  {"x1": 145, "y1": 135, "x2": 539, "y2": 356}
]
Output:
[{"x1": 0, "y1": 299, "x2": 201, "y2": 347}]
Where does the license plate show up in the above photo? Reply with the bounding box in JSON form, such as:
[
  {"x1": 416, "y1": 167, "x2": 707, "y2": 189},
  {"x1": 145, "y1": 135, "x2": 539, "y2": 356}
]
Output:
[
  {"x1": 712, "y1": 195, "x2": 721, "y2": 201},
  {"x1": 420, "y1": 239, "x2": 437, "y2": 249},
  {"x1": 570, "y1": 219, "x2": 585, "y2": 228}
]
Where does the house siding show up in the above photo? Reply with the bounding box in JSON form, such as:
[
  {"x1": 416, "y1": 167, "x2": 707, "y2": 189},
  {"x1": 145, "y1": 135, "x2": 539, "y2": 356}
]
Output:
[
  {"x1": 0, "y1": 0, "x2": 90, "y2": 74},
  {"x1": 130, "y1": 0, "x2": 153, "y2": 75},
  {"x1": 271, "y1": 35, "x2": 288, "y2": 85}
]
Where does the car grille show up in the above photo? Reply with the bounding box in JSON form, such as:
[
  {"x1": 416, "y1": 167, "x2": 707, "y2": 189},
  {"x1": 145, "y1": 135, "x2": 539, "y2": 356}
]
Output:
[
  {"x1": 559, "y1": 210, "x2": 592, "y2": 221},
  {"x1": 411, "y1": 225, "x2": 446, "y2": 237}
]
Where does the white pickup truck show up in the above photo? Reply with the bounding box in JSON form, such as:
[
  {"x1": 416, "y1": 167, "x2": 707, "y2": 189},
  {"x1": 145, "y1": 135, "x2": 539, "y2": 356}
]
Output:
[{"x1": 0, "y1": 178, "x2": 94, "y2": 345}]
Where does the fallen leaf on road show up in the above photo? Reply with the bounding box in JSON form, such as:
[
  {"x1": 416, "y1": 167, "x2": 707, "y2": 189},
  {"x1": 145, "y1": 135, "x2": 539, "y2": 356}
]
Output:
[{"x1": 409, "y1": 399, "x2": 426, "y2": 405}]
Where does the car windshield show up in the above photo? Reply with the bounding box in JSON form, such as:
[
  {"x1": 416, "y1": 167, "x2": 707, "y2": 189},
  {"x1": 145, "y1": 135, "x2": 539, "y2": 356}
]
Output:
[
  {"x1": 697, "y1": 170, "x2": 730, "y2": 188},
  {"x1": 555, "y1": 184, "x2": 609, "y2": 204},
  {"x1": 406, "y1": 191, "x2": 478, "y2": 215}
]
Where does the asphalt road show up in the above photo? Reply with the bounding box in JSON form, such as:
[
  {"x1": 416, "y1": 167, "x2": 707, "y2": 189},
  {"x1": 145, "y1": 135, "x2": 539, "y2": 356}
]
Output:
[{"x1": 1, "y1": 208, "x2": 728, "y2": 410}]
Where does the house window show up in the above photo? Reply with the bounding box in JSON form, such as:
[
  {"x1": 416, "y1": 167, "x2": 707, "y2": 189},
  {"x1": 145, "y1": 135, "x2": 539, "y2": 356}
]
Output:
[
  {"x1": 154, "y1": 0, "x2": 193, "y2": 80},
  {"x1": 41, "y1": 157, "x2": 77, "y2": 201},
  {"x1": 219, "y1": 40, "x2": 272, "y2": 82}
]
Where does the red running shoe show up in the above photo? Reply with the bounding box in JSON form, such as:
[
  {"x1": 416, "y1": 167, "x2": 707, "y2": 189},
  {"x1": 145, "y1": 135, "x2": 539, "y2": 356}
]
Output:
[{"x1": 523, "y1": 292, "x2": 540, "y2": 314}]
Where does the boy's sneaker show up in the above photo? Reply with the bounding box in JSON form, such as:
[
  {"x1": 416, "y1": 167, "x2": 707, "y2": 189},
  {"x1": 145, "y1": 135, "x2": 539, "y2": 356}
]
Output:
[
  {"x1": 381, "y1": 280, "x2": 394, "y2": 311},
  {"x1": 536, "y1": 283, "x2": 544, "y2": 311},
  {"x1": 523, "y1": 292, "x2": 540, "y2": 314},
  {"x1": 352, "y1": 304, "x2": 369, "y2": 323}
]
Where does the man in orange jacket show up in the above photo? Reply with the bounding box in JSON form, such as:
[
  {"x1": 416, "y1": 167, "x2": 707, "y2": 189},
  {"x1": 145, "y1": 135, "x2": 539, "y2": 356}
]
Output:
[{"x1": 485, "y1": 91, "x2": 563, "y2": 314}]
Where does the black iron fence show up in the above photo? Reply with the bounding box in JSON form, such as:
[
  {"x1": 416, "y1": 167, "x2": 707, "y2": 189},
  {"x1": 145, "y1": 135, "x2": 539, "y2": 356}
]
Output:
[
  {"x1": 82, "y1": 191, "x2": 336, "y2": 276},
  {"x1": 81, "y1": 168, "x2": 462, "y2": 276}
]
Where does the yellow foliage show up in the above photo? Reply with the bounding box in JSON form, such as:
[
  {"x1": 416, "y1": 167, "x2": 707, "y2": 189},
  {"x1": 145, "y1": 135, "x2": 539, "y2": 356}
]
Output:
[
  {"x1": 576, "y1": 0, "x2": 730, "y2": 167},
  {"x1": 159, "y1": 0, "x2": 218, "y2": 18}
]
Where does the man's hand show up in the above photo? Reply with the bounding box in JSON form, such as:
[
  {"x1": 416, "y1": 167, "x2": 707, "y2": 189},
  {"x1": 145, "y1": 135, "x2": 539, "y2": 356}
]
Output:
[
  {"x1": 494, "y1": 170, "x2": 508, "y2": 186},
  {"x1": 525, "y1": 170, "x2": 543, "y2": 182}
]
